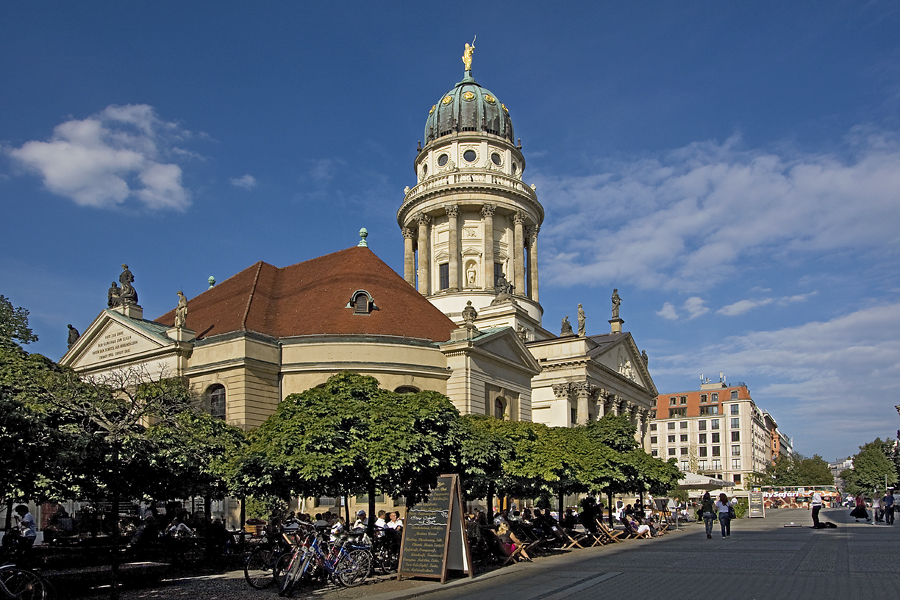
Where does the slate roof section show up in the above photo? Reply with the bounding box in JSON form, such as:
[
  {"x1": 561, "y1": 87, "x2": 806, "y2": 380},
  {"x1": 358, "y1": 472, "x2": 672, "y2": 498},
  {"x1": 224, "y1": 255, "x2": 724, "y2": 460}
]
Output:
[{"x1": 156, "y1": 247, "x2": 457, "y2": 342}]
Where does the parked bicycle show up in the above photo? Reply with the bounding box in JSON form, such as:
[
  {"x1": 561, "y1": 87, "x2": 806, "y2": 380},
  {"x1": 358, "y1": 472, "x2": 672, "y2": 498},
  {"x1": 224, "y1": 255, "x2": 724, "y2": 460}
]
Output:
[
  {"x1": 276, "y1": 523, "x2": 372, "y2": 597},
  {"x1": 0, "y1": 563, "x2": 53, "y2": 600}
]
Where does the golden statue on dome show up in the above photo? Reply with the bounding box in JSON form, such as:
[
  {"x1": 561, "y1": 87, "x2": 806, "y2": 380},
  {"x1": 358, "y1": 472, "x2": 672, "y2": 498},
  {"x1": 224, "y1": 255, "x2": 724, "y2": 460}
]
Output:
[{"x1": 462, "y1": 36, "x2": 476, "y2": 71}]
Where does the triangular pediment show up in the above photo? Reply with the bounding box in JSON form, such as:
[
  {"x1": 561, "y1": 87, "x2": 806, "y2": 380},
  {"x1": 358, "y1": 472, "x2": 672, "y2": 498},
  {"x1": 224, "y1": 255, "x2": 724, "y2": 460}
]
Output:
[
  {"x1": 61, "y1": 309, "x2": 175, "y2": 371},
  {"x1": 587, "y1": 333, "x2": 657, "y2": 394},
  {"x1": 466, "y1": 327, "x2": 542, "y2": 375}
]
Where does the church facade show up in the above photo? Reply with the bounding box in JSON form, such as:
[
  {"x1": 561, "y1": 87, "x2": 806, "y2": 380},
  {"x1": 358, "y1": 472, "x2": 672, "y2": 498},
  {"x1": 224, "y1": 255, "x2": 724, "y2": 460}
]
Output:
[{"x1": 60, "y1": 47, "x2": 658, "y2": 516}]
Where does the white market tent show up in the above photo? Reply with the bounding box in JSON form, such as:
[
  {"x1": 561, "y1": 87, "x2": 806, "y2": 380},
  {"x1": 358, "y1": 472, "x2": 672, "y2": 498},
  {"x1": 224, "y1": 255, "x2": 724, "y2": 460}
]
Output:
[{"x1": 677, "y1": 472, "x2": 735, "y2": 491}]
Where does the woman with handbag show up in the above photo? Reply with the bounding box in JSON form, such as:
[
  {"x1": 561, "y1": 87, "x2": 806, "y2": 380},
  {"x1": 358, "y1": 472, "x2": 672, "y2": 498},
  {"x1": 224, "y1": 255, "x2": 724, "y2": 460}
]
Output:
[
  {"x1": 715, "y1": 493, "x2": 736, "y2": 538},
  {"x1": 849, "y1": 493, "x2": 870, "y2": 522},
  {"x1": 699, "y1": 492, "x2": 716, "y2": 539}
]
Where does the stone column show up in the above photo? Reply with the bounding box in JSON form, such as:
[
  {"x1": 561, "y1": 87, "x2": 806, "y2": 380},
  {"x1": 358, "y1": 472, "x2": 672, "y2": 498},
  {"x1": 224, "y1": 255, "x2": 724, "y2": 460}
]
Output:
[
  {"x1": 528, "y1": 226, "x2": 540, "y2": 302},
  {"x1": 513, "y1": 211, "x2": 526, "y2": 296},
  {"x1": 416, "y1": 213, "x2": 431, "y2": 295},
  {"x1": 481, "y1": 204, "x2": 495, "y2": 291},
  {"x1": 402, "y1": 227, "x2": 416, "y2": 287},
  {"x1": 552, "y1": 383, "x2": 573, "y2": 425},
  {"x1": 446, "y1": 205, "x2": 459, "y2": 291},
  {"x1": 574, "y1": 381, "x2": 593, "y2": 425}
]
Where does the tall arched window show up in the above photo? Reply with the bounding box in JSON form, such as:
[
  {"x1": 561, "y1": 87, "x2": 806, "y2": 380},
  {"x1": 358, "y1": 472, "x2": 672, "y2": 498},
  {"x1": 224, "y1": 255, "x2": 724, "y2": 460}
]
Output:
[
  {"x1": 494, "y1": 396, "x2": 507, "y2": 420},
  {"x1": 208, "y1": 385, "x2": 226, "y2": 420},
  {"x1": 395, "y1": 386, "x2": 420, "y2": 394}
]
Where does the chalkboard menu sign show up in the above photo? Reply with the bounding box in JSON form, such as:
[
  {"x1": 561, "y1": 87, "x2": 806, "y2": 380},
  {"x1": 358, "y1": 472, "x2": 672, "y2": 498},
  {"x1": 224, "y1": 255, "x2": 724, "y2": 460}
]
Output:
[
  {"x1": 397, "y1": 474, "x2": 472, "y2": 583},
  {"x1": 748, "y1": 491, "x2": 765, "y2": 518}
]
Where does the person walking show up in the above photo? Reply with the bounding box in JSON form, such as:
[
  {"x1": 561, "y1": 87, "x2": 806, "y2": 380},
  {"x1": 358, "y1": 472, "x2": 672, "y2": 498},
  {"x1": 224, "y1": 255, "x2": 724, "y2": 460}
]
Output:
[
  {"x1": 810, "y1": 490, "x2": 824, "y2": 528},
  {"x1": 850, "y1": 493, "x2": 870, "y2": 522},
  {"x1": 715, "y1": 493, "x2": 736, "y2": 538},
  {"x1": 883, "y1": 490, "x2": 894, "y2": 525},
  {"x1": 699, "y1": 492, "x2": 716, "y2": 539},
  {"x1": 872, "y1": 494, "x2": 882, "y2": 524}
]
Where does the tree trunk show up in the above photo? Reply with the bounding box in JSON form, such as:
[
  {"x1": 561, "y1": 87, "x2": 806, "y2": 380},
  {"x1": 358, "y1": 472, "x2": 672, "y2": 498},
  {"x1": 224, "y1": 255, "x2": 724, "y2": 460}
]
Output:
[
  {"x1": 109, "y1": 444, "x2": 121, "y2": 600},
  {"x1": 4, "y1": 498, "x2": 12, "y2": 531},
  {"x1": 343, "y1": 494, "x2": 350, "y2": 524},
  {"x1": 486, "y1": 481, "x2": 496, "y2": 521},
  {"x1": 607, "y1": 491, "x2": 614, "y2": 526},
  {"x1": 204, "y1": 495, "x2": 212, "y2": 524},
  {"x1": 557, "y1": 489, "x2": 564, "y2": 518},
  {"x1": 639, "y1": 490, "x2": 644, "y2": 511},
  {"x1": 240, "y1": 497, "x2": 246, "y2": 528},
  {"x1": 367, "y1": 480, "x2": 377, "y2": 538}
]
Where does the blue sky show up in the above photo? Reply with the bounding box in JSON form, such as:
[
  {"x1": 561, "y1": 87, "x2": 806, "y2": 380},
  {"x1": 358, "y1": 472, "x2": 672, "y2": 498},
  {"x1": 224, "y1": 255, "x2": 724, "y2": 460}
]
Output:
[{"x1": 2, "y1": 1, "x2": 899, "y2": 461}]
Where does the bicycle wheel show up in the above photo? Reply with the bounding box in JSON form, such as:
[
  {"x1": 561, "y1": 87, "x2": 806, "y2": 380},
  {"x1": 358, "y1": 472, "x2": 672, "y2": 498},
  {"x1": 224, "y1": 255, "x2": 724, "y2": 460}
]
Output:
[
  {"x1": 0, "y1": 566, "x2": 52, "y2": 600},
  {"x1": 276, "y1": 551, "x2": 298, "y2": 597},
  {"x1": 244, "y1": 547, "x2": 277, "y2": 589},
  {"x1": 335, "y1": 548, "x2": 372, "y2": 587}
]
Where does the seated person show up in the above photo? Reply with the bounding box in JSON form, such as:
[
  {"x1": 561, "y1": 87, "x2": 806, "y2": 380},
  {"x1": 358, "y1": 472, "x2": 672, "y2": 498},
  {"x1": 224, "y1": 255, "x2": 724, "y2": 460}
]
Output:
[
  {"x1": 496, "y1": 522, "x2": 530, "y2": 561},
  {"x1": 627, "y1": 516, "x2": 651, "y2": 537},
  {"x1": 561, "y1": 508, "x2": 578, "y2": 531}
]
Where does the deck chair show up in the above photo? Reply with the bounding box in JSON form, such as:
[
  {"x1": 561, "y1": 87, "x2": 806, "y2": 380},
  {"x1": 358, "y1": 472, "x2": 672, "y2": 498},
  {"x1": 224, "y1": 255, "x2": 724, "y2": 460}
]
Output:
[
  {"x1": 595, "y1": 519, "x2": 624, "y2": 544},
  {"x1": 622, "y1": 519, "x2": 651, "y2": 539},
  {"x1": 548, "y1": 524, "x2": 587, "y2": 550},
  {"x1": 486, "y1": 529, "x2": 533, "y2": 565}
]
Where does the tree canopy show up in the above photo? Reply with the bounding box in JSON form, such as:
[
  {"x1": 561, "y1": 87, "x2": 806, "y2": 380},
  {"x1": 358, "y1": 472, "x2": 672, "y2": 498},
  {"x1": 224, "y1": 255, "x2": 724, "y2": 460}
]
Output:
[
  {"x1": 751, "y1": 452, "x2": 834, "y2": 487},
  {"x1": 840, "y1": 438, "x2": 898, "y2": 495},
  {"x1": 0, "y1": 295, "x2": 38, "y2": 345}
]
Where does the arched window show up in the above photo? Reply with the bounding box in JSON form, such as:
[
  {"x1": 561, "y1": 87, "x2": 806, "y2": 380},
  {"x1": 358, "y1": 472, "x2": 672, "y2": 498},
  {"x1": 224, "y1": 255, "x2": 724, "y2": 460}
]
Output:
[
  {"x1": 207, "y1": 385, "x2": 226, "y2": 420},
  {"x1": 494, "y1": 396, "x2": 507, "y2": 420},
  {"x1": 347, "y1": 290, "x2": 376, "y2": 315},
  {"x1": 395, "y1": 386, "x2": 420, "y2": 394}
]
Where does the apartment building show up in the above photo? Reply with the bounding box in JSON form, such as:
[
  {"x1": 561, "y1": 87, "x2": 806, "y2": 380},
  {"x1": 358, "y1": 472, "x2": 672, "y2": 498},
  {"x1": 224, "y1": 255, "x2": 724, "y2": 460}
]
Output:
[{"x1": 651, "y1": 376, "x2": 788, "y2": 490}]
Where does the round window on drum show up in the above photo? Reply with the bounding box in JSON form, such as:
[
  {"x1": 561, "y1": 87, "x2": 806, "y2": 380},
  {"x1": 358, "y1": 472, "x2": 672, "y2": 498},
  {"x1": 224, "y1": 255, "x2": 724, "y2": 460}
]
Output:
[
  {"x1": 437, "y1": 154, "x2": 449, "y2": 166},
  {"x1": 491, "y1": 152, "x2": 502, "y2": 165},
  {"x1": 463, "y1": 149, "x2": 477, "y2": 162}
]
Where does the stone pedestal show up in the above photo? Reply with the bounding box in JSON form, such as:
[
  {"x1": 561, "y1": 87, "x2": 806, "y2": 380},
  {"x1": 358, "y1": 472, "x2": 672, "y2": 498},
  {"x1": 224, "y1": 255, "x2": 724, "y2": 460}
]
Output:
[
  {"x1": 111, "y1": 304, "x2": 143, "y2": 320},
  {"x1": 609, "y1": 318, "x2": 624, "y2": 334},
  {"x1": 167, "y1": 327, "x2": 196, "y2": 342}
]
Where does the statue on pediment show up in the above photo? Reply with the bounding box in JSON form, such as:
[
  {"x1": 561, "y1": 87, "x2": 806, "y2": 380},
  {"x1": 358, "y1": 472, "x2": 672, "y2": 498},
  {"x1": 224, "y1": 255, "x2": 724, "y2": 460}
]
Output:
[
  {"x1": 561, "y1": 316, "x2": 573, "y2": 336},
  {"x1": 642, "y1": 350, "x2": 648, "y2": 366},
  {"x1": 67, "y1": 324, "x2": 80, "y2": 349},
  {"x1": 611, "y1": 288, "x2": 621, "y2": 319},
  {"x1": 119, "y1": 264, "x2": 138, "y2": 306},
  {"x1": 577, "y1": 304, "x2": 586, "y2": 336},
  {"x1": 490, "y1": 271, "x2": 516, "y2": 305},
  {"x1": 107, "y1": 282, "x2": 121, "y2": 307},
  {"x1": 174, "y1": 291, "x2": 188, "y2": 329}
]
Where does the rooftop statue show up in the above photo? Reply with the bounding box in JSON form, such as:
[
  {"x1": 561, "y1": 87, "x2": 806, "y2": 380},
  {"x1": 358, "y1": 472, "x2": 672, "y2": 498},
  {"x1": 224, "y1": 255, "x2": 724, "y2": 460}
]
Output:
[
  {"x1": 577, "y1": 304, "x2": 586, "y2": 337},
  {"x1": 174, "y1": 291, "x2": 188, "y2": 328},
  {"x1": 561, "y1": 316, "x2": 573, "y2": 336},
  {"x1": 491, "y1": 271, "x2": 515, "y2": 305},
  {"x1": 67, "y1": 324, "x2": 80, "y2": 349},
  {"x1": 462, "y1": 38, "x2": 475, "y2": 72},
  {"x1": 107, "y1": 281, "x2": 121, "y2": 308},
  {"x1": 119, "y1": 264, "x2": 138, "y2": 306},
  {"x1": 611, "y1": 288, "x2": 621, "y2": 319}
]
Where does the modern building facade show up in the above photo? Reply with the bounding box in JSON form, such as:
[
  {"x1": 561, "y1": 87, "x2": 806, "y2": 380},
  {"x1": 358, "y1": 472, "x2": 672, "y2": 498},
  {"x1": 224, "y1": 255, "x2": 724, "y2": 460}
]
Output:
[{"x1": 651, "y1": 376, "x2": 790, "y2": 489}]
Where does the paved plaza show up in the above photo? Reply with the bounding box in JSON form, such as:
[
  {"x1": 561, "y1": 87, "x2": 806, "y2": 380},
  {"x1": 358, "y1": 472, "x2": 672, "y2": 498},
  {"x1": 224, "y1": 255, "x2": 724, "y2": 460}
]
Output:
[{"x1": 79, "y1": 508, "x2": 899, "y2": 600}]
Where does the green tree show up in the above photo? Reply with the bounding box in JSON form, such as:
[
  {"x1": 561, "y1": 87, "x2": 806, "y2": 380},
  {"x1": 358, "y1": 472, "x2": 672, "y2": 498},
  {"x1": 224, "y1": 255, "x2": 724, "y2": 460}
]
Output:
[
  {"x1": 230, "y1": 372, "x2": 464, "y2": 536},
  {"x1": 0, "y1": 295, "x2": 38, "y2": 345},
  {"x1": 841, "y1": 439, "x2": 898, "y2": 495},
  {"x1": 750, "y1": 452, "x2": 834, "y2": 487}
]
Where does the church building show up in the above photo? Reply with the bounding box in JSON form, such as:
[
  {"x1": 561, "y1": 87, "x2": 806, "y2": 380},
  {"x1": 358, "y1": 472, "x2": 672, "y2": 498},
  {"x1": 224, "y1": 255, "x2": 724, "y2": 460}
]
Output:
[{"x1": 60, "y1": 47, "x2": 658, "y2": 515}]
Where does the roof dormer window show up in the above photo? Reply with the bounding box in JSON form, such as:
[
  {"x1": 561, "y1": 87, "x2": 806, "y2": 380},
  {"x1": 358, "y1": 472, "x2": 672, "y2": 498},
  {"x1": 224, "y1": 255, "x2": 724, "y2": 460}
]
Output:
[{"x1": 347, "y1": 290, "x2": 376, "y2": 315}]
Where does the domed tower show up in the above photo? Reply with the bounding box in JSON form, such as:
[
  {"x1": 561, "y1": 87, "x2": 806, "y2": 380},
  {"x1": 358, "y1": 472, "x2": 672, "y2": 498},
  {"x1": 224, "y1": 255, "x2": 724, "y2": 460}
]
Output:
[{"x1": 398, "y1": 45, "x2": 549, "y2": 340}]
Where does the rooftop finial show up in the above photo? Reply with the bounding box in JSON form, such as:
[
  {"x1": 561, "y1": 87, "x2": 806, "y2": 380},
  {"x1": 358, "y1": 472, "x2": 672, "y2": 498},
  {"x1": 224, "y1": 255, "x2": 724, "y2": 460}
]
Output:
[
  {"x1": 462, "y1": 36, "x2": 476, "y2": 73},
  {"x1": 358, "y1": 227, "x2": 369, "y2": 247},
  {"x1": 208, "y1": 275, "x2": 216, "y2": 289}
]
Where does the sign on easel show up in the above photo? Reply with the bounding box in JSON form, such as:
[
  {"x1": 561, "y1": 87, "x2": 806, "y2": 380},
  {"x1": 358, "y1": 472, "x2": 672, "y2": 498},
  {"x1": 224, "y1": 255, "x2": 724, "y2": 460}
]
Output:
[
  {"x1": 749, "y1": 491, "x2": 765, "y2": 518},
  {"x1": 397, "y1": 474, "x2": 473, "y2": 583}
]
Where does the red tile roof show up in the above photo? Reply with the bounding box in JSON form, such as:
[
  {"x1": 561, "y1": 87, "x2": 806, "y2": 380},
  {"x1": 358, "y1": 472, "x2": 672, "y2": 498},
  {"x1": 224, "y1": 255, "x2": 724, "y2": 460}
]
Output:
[{"x1": 156, "y1": 247, "x2": 457, "y2": 342}]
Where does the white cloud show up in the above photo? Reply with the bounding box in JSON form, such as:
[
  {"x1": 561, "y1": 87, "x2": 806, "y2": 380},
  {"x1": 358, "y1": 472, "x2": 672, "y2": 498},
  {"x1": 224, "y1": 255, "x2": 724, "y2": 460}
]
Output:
[
  {"x1": 657, "y1": 302, "x2": 679, "y2": 320},
  {"x1": 230, "y1": 174, "x2": 257, "y2": 190},
  {"x1": 6, "y1": 104, "x2": 193, "y2": 210},
  {"x1": 537, "y1": 131, "x2": 900, "y2": 291},
  {"x1": 683, "y1": 296, "x2": 709, "y2": 320},
  {"x1": 717, "y1": 297, "x2": 774, "y2": 316},
  {"x1": 653, "y1": 302, "x2": 900, "y2": 457}
]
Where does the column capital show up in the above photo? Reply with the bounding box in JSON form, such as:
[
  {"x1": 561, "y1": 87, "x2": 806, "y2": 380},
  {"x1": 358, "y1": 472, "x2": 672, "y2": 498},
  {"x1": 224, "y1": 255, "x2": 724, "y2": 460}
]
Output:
[
  {"x1": 481, "y1": 204, "x2": 496, "y2": 218},
  {"x1": 445, "y1": 204, "x2": 459, "y2": 218},
  {"x1": 513, "y1": 210, "x2": 527, "y2": 225},
  {"x1": 552, "y1": 383, "x2": 572, "y2": 398},
  {"x1": 416, "y1": 213, "x2": 432, "y2": 226},
  {"x1": 527, "y1": 225, "x2": 540, "y2": 240},
  {"x1": 401, "y1": 227, "x2": 415, "y2": 240},
  {"x1": 573, "y1": 381, "x2": 595, "y2": 397}
]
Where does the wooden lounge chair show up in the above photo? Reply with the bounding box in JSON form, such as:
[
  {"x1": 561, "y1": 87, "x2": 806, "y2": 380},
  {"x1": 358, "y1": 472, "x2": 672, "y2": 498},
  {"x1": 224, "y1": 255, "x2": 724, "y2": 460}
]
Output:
[
  {"x1": 595, "y1": 519, "x2": 624, "y2": 544},
  {"x1": 622, "y1": 519, "x2": 651, "y2": 539},
  {"x1": 485, "y1": 529, "x2": 534, "y2": 565}
]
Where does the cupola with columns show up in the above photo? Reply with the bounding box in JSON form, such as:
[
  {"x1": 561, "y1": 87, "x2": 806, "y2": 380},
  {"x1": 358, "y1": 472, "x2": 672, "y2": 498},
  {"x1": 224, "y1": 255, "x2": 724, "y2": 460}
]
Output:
[{"x1": 398, "y1": 44, "x2": 550, "y2": 341}]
